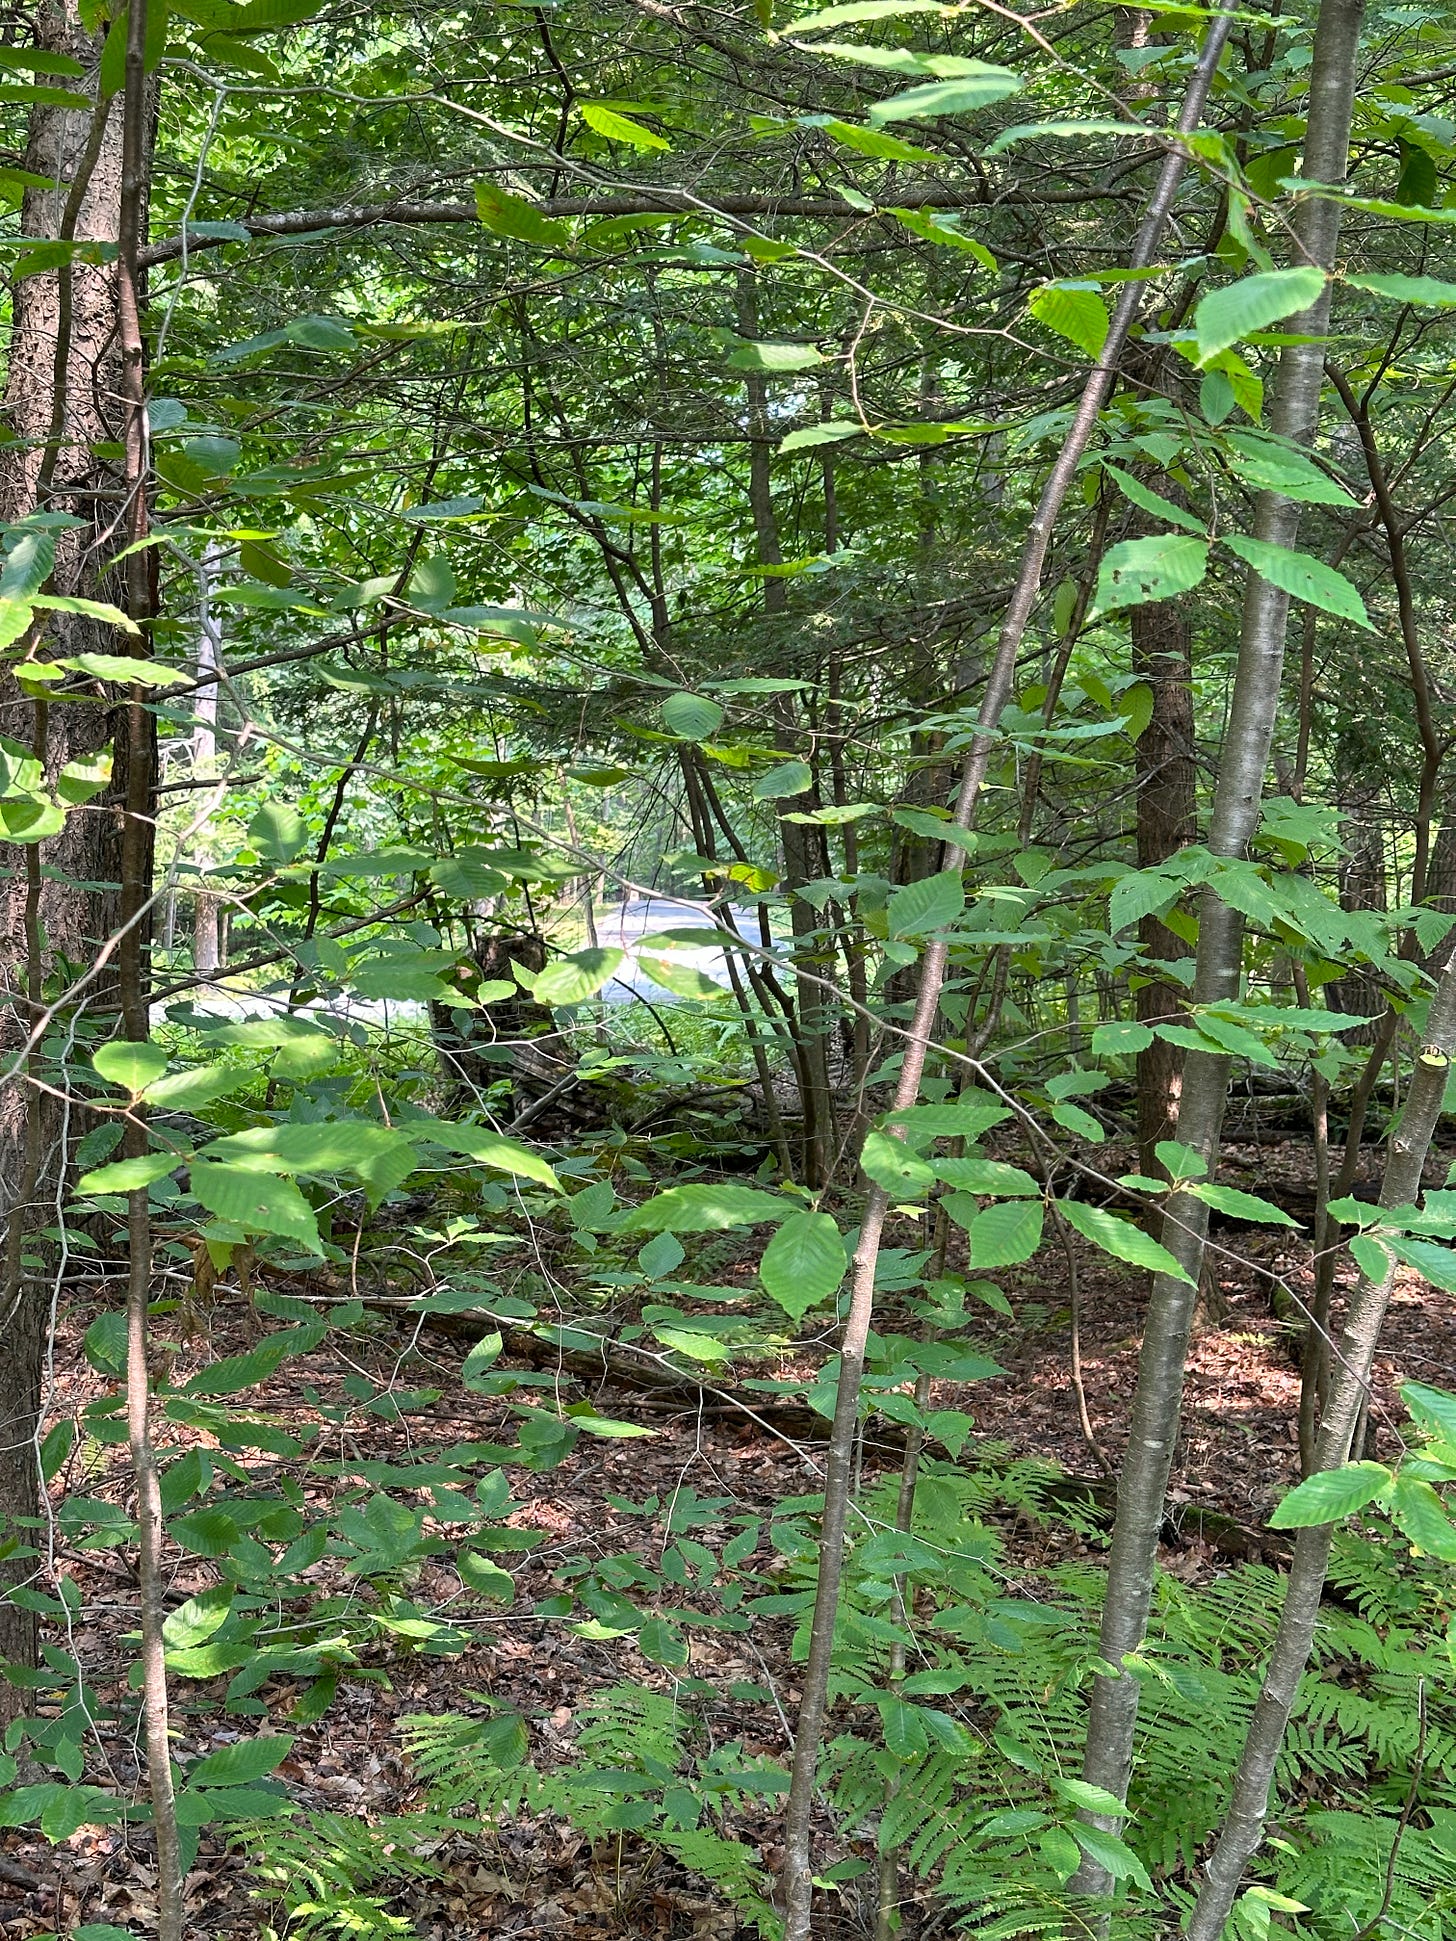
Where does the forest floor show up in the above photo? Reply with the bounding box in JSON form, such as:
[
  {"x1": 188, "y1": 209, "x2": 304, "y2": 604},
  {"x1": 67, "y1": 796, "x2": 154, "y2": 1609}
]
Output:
[{"x1": 3, "y1": 1134, "x2": 1454, "y2": 1939}]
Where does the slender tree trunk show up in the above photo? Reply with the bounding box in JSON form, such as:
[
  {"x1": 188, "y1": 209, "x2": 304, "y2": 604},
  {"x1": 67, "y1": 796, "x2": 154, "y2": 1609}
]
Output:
[
  {"x1": 1188, "y1": 947, "x2": 1456, "y2": 1935},
  {"x1": 1070, "y1": 0, "x2": 1368, "y2": 1896},
  {"x1": 0, "y1": 2, "x2": 132, "y2": 1723},
  {"x1": 1132, "y1": 588, "x2": 1197, "y2": 1182},
  {"x1": 775, "y1": 20, "x2": 1234, "y2": 1928}
]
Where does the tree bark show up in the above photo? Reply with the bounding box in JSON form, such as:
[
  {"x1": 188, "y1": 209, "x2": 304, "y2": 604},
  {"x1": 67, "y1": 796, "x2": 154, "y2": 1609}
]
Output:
[
  {"x1": 775, "y1": 17, "x2": 1234, "y2": 1929},
  {"x1": 1187, "y1": 947, "x2": 1456, "y2": 1936},
  {"x1": 1132, "y1": 585, "x2": 1197, "y2": 1181},
  {"x1": 0, "y1": 1, "x2": 133, "y2": 1723},
  {"x1": 1070, "y1": 0, "x2": 1369, "y2": 1897}
]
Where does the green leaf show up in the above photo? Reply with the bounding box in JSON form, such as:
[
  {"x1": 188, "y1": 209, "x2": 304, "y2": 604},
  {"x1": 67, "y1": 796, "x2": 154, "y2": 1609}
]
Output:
[
  {"x1": 967, "y1": 1198, "x2": 1044, "y2": 1268},
  {"x1": 415, "y1": 1120, "x2": 561, "y2": 1190},
  {"x1": 860, "y1": 1128, "x2": 937, "y2": 1198},
  {"x1": 1052, "y1": 1777, "x2": 1130, "y2": 1817},
  {"x1": 1403, "y1": 1381, "x2": 1456, "y2": 1445},
  {"x1": 1091, "y1": 1020, "x2": 1154, "y2": 1056},
  {"x1": 753, "y1": 758, "x2": 812, "y2": 800},
  {"x1": 661, "y1": 691, "x2": 725, "y2": 741},
  {"x1": 1094, "y1": 535, "x2": 1209, "y2": 613},
  {"x1": 1057, "y1": 1200, "x2": 1194, "y2": 1284},
  {"x1": 1154, "y1": 1140, "x2": 1208, "y2": 1182},
  {"x1": 1350, "y1": 1232, "x2": 1392, "y2": 1282},
  {"x1": 1070, "y1": 1822, "x2": 1151, "y2": 1890},
  {"x1": 83, "y1": 1311, "x2": 128, "y2": 1376},
  {"x1": 1347, "y1": 271, "x2": 1456, "y2": 307},
  {"x1": 534, "y1": 947, "x2": 625, "y2": 1005},
  {"x1": 77, "y1": 1152, "x2": 181, "y2": 1196},
  {"x1": 778, "y1": 420, "x2": 865, "y2": 452},
  {"x1": 460, "y1": 1332, "x2": 504, "y2": 1389},
  {"x1": 1389, "y1": 1235, "x2": 1456, "y2": 1291},
  {"x1": 760, "y1": 1210, "x2": 847, "y2": 1319},
  {"x1": 621, "y1": 1182, "x2": 787, "y2": 1233},
  {"x1": 887, "y1": 868, "x2": 964, "y2": 937},
  {"x1": 1388, "y1": 1472, "x2": 1456, "y2": 1560},
  {"x1": 1185, "y1": 1182, "x2": 1300, "y2": 1226},
  {"x1": 890, "y1": 807, "x2": 977, "y2": 854},
  {"x1": 1028, "y1": 283, "x2": 1109, "y2": 360},
  {"x1": 1102, "y1": 464, "x2": 1205, "y2": 535},
  {"x1": 1268, "y1": 1460, "x2": 1394, "y2": 1529},
  {"x1": 790, "y1": 0, "x2": 947, "y2": 28},
  {"x1": 639, "y1": 1616, "x2": 691, "y2": 1666},
  {"x1": 1193, "y1": 266, "x2": 1327, "y2": 365},
  {"x1": 475, "y1": 180, "x2": 572, "y2": 250},
  {"x1": 186, "y1": 1734, "x2": 294, "y2": 1788},
  {"x1": 725, "y1": 340, "x2": 824, "y2": 371},
  {"x1": 637, "y1": 1231, "x2": 684, "y2": 1278},
  {"x1": 934, "y1": 1157, "x2": 1039, "y2": 1197},
  {"x1": 248, "y1": 801, "x2": 310, "y2": 862},
  {"x1": 163, "y1": 1584, "x2": 234, "y2": 1649},
  {"x1": 189, "y1": 1162, "x2": 324, "y2": 1254},
  {"x1": 637, "y1": 953, "x2": 733, "y2": 1002},
  {"x1": 459, "y1": 1550, "x2": 516, "y2": 1600},
  {"x1": 579, "y1": 102, "x2": 669, "y2": 150},
  {"x1": 1221, "y1": 534, "x2": 1372, "y2": 631},
  {"x1": 92, "y1": 1039, "x2": 167, "y2": 1094},
  {"x1": 867, "y1": 63, "x2": 1021, "y2": 124}
]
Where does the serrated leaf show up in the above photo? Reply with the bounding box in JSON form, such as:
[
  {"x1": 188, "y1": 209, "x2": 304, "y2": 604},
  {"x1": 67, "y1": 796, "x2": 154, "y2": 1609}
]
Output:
[
  {"x1": 1388, "y1": 1472, "x2": 1456, "y2": 1560},
  {"x1": 1348, "y1": 271, "x2": 1456, "y2": 307},
  {"x1": 1350, "y1": 1232, "x2": 1393, "y2": 1283},
  {"x1": 163, "y1": 1584, "x2": 234, "y2": 1649},
  {"x1": 459, "y1": 1550, "x2": 516, "y2": 1600},
  {"x1": 475, "y1": 180, "x2": 571, "y2": 249},
  {"x1": 93, "y1": 1039, "x2": 167, "y2": 1094},
  {"x1": 725, "y1": 340, "x2": 824, "y2": 371},
  {"x1": 1029, "y1": 283, "x2": 1109, "y2": 359},
  {"x1": 778, "y1": 420, "x2": 864, "y2": 452},
  {"x1": 1403, "y1": 1381, "x2": 1456, "y2": 1445},
  {"x1": 1268, "y1": 1460, "x2": 1393, "y2": 1529},
  {"x1": 1094, "y1": 534, "x2": 1209, "y2": 613},
  {"x1": 77, "y1": 1152, "x2": 181, "y2": 1195},
  {"x1": 887, "y1": 868, "x2": 964, "y2": 937},
  {"x1": 1193, "y1": 266, "x2": 1327, "y2": 364},
  {"x1": 968, "y1": 1198, "x2": 1044, "y2": 1268},
  {"x1": 753, "y1": 758, "x2": 812, "y2": 799},
  {"x1": 639, "y1": 1616, "x2": 690, "y2": 1666},
  {"x1": 1058, "y1": 1200, "x2": 1194, "y2": 1283},
  {"x1": 189, "y1": 1162, "x2": 324, "y2": 1254},
  {"x1": 1091, "y1": 1020, "x2": 1154, "y2": 1056},
  {"x1": 1187, "y1": 1182, "x2": 1300, "y2": 1226},
  {"x1": 621, "y1": 1182, "x2": 787, "y2": 1233},
  {"x1": 860, "y1": 1128, "x2": 937, "y2": 1198},
  {"x1": 867, "y1": 64, "x2": 1021, "y2": 124},
  {"x1": 1102, "y1": 464, "x2": 1205, "y2": 535},
  {"x1": 934, "y1": 1157, "x2": 1039, "y2": 1197},
  {"x1": 187, "y1": 1734, "x2": 294, "y2": 1788},
  {"x1": 661, "y1": 691, "x2": 725, "y2": 741},
  {"x1": 1390, "y1": 1235, "x2": 1456, "y2": 1291},
  {"x1": 534, "y1": 947, "x2": 625, "y2": 1005},
  {"x1": 760, "y1": 1210, "x2": 847, "y2": 1320},
  {"x1": 1222, "y1": 534, "x2": 1372, "y2": 631},
  {"x1": 1070, "y1": 1822, "x2": 1151, "y2": 1890},
  {"x1": 579, "y1": 102, "x2": 669, "y2": 150}
]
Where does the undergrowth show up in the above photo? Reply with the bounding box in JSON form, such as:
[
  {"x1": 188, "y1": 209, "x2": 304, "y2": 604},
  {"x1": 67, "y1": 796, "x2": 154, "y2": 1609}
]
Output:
[{"x1": 225, "y1": 1456, "x2": 1456, "y2": 1941}]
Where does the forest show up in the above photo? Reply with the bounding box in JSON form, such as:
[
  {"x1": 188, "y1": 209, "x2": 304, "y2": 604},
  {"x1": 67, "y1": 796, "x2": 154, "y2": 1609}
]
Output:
[{"x1": 3, "y1": 0, "x2": 1456, "y2": 1933}]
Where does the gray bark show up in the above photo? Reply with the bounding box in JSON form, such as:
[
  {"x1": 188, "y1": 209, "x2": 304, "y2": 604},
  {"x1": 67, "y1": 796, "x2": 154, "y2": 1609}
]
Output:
[
  {"x1": 1187, "y1": 946, "x2": 1456, "y2": 1936},
  {"x1": 1070, "y1": 0, "x2": 1369, "y2": 1896}
]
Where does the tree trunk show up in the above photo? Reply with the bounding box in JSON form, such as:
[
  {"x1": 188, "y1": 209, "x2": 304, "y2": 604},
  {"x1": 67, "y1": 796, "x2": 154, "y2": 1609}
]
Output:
[
  {"x1": 1070, "y1": 0, "x2": 1369, "y2": 1896},
  {"x1": 1187, "y1": 950, "x2": 1456, "y2": 1935},
  {"x1": 0, "y1": 2, "x2": 145, "y2": 1721},
  {"x1": 1132, "y1": 589, "x2": 1197, "y2": 1181}
]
